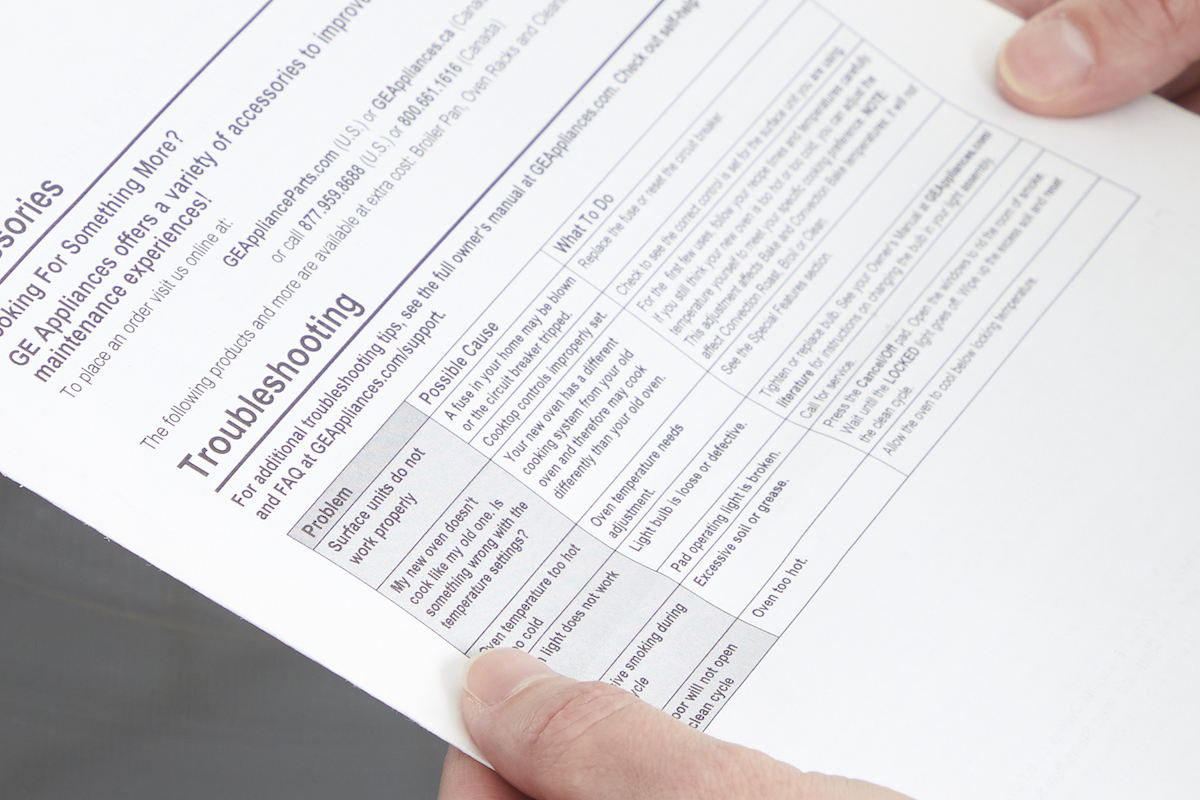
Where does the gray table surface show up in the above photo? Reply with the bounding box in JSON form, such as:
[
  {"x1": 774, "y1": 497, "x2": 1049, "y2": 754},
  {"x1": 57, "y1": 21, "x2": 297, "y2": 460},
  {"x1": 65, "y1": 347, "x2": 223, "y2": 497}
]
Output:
[{"x1": 1, "y1": 472, "x2": 446, "y2": 799}]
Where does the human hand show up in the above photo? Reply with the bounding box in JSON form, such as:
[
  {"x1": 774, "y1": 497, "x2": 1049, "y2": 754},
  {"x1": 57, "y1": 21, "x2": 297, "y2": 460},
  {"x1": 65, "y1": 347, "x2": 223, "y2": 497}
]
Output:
[
  {"x1": 991, "y1": 0, "x2": 1200, "y2": 115},
  {"x1": 438, "y1": 648, "x2": 913, "y2": 800}
]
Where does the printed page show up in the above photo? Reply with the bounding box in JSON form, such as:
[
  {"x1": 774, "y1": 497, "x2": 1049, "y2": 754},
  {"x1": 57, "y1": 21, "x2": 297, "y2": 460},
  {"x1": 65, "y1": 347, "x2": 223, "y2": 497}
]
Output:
[{"x1": 2, "y1": 1, "x2": 1197, "y2": 797}]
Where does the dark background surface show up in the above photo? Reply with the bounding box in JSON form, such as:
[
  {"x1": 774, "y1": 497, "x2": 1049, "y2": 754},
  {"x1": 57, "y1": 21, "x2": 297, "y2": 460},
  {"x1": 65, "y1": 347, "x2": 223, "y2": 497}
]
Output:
[{"x1": 0, "y1": 472, "x2": 447, "y2": 799}]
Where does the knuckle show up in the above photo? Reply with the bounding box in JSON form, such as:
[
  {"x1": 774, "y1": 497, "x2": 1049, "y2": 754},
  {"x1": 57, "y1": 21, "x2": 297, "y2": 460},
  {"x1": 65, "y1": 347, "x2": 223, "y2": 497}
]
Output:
[
  {"x1": 1114, "y1": 0, "x2": 1200, "y2": 43},
  {"x1": 528, "y1": 681, "x2": 641, "y2": 756},
  {"x1": 1158, "y1": 0, "x2": 1200, "y2": 29},
  {"x1": 1087, "y1": 0, "x2": 1200, "y2": 75},
  {"x1": 524, "y1": 682, "x2": 645, "y2": 782}
]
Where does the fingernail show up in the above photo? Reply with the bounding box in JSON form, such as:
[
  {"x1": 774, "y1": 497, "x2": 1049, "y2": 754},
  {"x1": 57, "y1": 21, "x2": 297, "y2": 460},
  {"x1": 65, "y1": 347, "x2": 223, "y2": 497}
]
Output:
[
  {"x1": 999, "y1": 15, "x2": 1094, "y2": 101},
  {"x1": 464, "y1": 648, "x2": 557, "y2": 706}
]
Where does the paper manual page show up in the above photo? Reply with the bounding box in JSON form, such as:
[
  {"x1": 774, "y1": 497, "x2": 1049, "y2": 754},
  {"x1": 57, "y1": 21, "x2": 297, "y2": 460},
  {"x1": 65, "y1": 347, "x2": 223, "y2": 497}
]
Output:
[{"x1": 3, "y1": 0, "x2": 1198, "y2": 796}]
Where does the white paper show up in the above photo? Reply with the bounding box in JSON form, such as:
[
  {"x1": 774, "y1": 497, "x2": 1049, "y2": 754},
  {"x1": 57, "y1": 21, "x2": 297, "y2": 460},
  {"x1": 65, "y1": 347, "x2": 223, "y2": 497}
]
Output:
[{"x1": 3, "y1": 1, "x2": 1198, "y2": 797}]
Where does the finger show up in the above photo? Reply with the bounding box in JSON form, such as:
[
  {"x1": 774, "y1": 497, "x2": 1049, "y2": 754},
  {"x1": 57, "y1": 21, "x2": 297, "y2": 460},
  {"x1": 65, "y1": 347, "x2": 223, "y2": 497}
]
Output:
[
  {"x1": 461, "y1": 649, "x2": 800, "y2": 800},
  {"x1": 1158, "y1": 59, "x2": 1200, "y2": 110},
  {"x1": 438, "y1": 745, "x2": 534, "y2": 800},
  {"x1": 996, "y1": 0, "x2": 1200, "y2": 116},
  {"x1": 989, "y1": 0, "x2": 1057, "y2": 19},
  {"x1": 1169, "y1": 82, "x2": 1200, "y2": 111},
  {"x1": 460, "y1": 648, "x2": 912, "y2": 800}
]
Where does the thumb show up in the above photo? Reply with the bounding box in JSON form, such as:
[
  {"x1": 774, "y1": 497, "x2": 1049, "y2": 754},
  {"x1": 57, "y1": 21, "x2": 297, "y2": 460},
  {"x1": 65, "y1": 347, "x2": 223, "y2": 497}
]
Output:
[
  {"x1": 996, "y1": 0, "x2": 1200, "y2": 115},
  {"x1": 459, "y1": 648, "x2": 910, "y2": 800}
]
